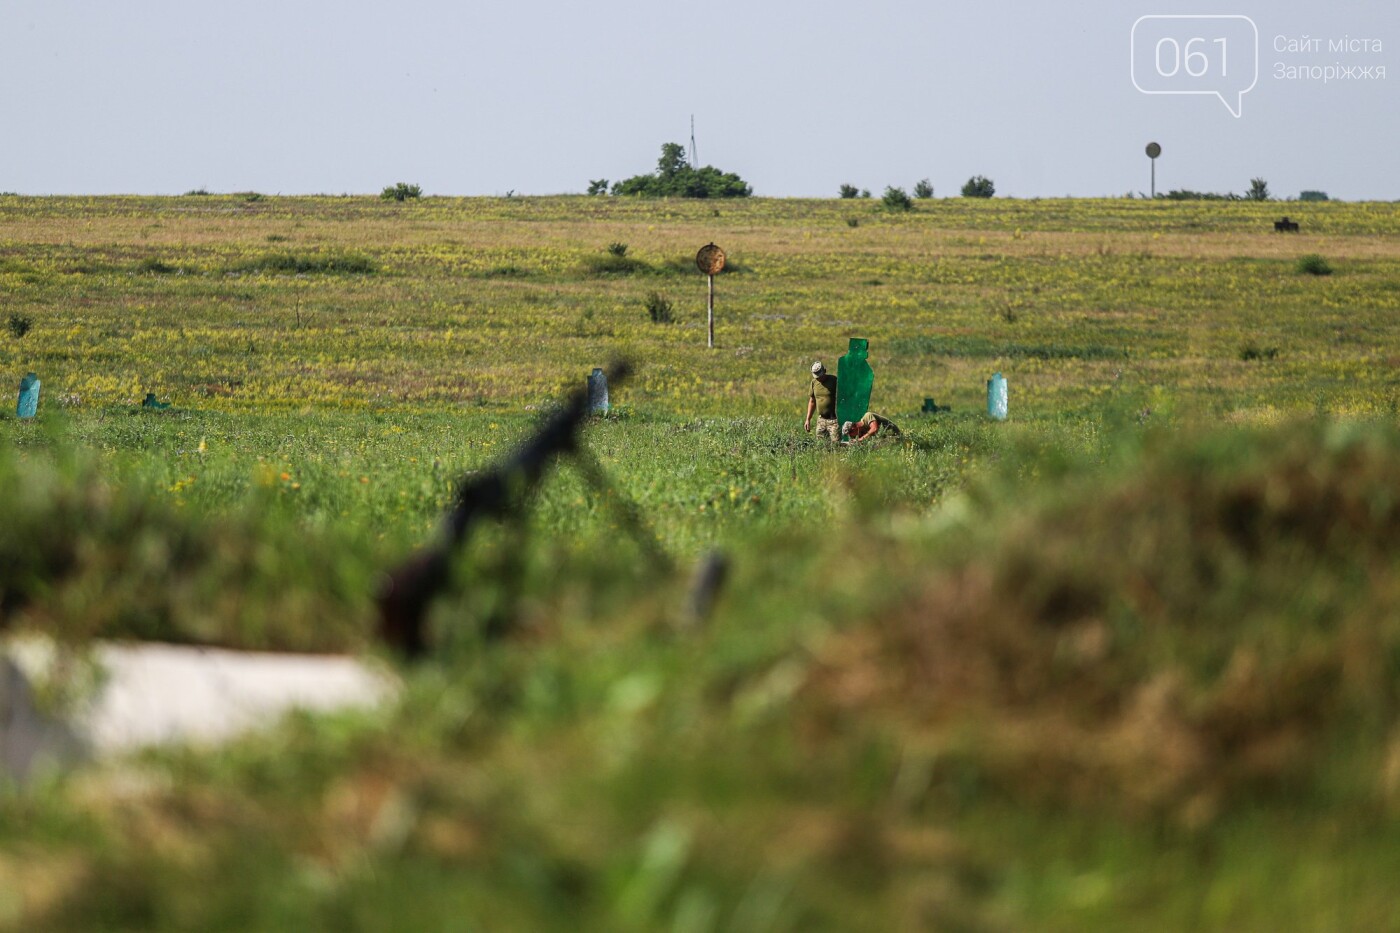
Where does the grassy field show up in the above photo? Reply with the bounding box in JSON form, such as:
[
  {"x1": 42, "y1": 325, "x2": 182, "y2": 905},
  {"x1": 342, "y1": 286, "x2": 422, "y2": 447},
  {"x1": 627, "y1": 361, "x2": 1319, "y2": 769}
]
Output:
[{"x1": 2, "y1": 194, "x2": 1399, "y2": 929}]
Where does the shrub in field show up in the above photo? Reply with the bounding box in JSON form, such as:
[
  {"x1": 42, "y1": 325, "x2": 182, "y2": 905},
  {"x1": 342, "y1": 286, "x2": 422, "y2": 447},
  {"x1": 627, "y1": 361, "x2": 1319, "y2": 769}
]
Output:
[
  {"x1": 380, "y1": 182, "x2": 422, "y2": 202},
  {"x1": 1299, "y1": 190, "x2": 1330, "y2": 202},
  {"x1": 644, "y1": 292, "x2": 674, "y2": 324},
  {"x1": 482, "y1": 264, "x2": 530, "y2": 278},
  {"x1": 838, "y1": 183, "x2": 859, "y2": 199},
  {"x1": 1162, "y1": 189, "x2": 1239, "y2": 201},
  {"x1": 227, "y1": 252, "x2": 378, "y2": 275},
  {"x1": 7, "y1": 313, "x2": 32, "y2": 339},
  {"x1": 607, "y1": 242, "x2": 629, "y2": 257},
  {"x1": 882, "y1": 186, "x2": 913, "y2": 211},
  {"x1": 1246, "y1": 177, "x2": 1271, "y2": 201},
  {"x1": 859, "y1": 188, "x2": 871, "y2": 198},
  {"x1": 1239, "y1": 344, "x2": 1280, "y2": 361},
  {"x1": 587, "y1": 179, "x2": 609, "y2": 195},
  {"x1": 1297, "y1": 254, "x2": 1333, "y2": 276},
  {"x1": 913, "y1": 178, "x2": 934, "y2": 199},
  {"x1": 580, "y1": 253, "x2": 648, "y2": 276},
  {"x1": 961, "y1": 175, "x2": 995, "y2": 198},
  {"x1": 846, "y1": 217, "x2": 860, "y2": 228},
  {"x1": 137, "y1": 257, "x2": 179, "y2": 275},
  {"x1": 182, "y1": 188, "x2": 211, "y2": 196}
]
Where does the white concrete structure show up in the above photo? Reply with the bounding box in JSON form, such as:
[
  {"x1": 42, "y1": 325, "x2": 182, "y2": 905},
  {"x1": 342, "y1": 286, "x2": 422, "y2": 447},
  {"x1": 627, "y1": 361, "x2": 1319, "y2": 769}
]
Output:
[{"x1": 1, "y1": 639, "x2": 398, "y2": 783}]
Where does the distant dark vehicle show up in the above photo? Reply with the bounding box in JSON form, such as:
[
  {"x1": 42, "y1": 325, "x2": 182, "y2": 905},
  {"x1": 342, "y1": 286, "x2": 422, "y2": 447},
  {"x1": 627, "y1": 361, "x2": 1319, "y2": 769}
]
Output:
[{"x1": 1274, "y1": 217, "x2": 1300, "y2": 232}]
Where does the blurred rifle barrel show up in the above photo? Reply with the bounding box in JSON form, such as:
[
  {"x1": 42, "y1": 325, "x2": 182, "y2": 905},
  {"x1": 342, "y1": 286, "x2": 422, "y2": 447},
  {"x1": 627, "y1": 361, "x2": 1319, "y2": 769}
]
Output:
[{"x1": 376, "y1": 361, "x2": 630, "y2": 656}]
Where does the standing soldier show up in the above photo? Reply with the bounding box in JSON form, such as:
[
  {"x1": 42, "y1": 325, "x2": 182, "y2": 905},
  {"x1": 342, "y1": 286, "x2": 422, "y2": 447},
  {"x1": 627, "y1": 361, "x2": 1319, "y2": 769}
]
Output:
[{"x1": 804, "y1": 361, "x2": 839, "y2": 442}]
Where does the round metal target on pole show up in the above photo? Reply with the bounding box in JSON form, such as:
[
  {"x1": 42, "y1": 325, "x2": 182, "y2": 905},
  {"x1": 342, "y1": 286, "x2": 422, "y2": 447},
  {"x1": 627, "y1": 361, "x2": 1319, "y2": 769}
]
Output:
[
  {"x1": 695, "y1": 243, "x2": 725, "y2": 275},
  {"x1": 696, "y1": 243, "x2": 725, "y2": 348},
  {"x1": 1145, "y1": 142, "x2": 1161, "y2": 198}
]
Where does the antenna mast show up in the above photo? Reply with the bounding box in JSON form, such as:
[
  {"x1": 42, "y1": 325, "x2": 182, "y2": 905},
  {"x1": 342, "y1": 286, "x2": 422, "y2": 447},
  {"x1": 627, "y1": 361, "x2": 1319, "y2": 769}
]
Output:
[{"x1": 690, "y1": 115, "x2": 698, "y2": 168}]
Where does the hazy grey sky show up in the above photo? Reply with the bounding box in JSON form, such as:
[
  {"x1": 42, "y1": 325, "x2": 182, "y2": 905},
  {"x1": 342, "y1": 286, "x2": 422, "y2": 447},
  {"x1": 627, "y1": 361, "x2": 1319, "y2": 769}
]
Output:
[{"x1": 2, "y1": 0, "x2": 1395, "y2": 199}]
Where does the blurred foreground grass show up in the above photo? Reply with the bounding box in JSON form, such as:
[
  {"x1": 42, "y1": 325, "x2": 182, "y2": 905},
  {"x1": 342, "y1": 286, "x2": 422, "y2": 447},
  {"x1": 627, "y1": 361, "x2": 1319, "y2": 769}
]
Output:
[{"x1": 3, "y1": 413, "x2": 1400, "y2": 930}]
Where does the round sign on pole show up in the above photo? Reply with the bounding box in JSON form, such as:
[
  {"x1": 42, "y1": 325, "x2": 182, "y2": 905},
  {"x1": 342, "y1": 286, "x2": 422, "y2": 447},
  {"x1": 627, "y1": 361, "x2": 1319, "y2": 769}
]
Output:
[
  {"x1": 695, "y1": 243, "x2": 726, "y2": 276},
  {"x1": 696, "y1": 243, "x2": 725, "y2": 349},
  {"x1": 1145, "y1": 142, "x2": 1161, "y2": 159}
]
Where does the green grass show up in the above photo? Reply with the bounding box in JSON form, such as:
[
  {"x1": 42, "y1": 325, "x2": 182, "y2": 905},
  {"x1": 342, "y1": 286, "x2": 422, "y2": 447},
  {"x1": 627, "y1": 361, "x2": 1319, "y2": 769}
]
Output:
[
  {"x1": 1, "y1": 195, "x2": 1399, "y2": 928},
  {"x1": 7, "y1": 415, "x2": 1400, "y2": 929}
]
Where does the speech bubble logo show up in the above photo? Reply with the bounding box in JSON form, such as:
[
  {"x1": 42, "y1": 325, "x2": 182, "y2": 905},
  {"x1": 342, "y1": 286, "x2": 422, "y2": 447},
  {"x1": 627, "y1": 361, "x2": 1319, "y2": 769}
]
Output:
[{"x1": 1131, "y1": 15, "x2": 1258, "y2": 118}]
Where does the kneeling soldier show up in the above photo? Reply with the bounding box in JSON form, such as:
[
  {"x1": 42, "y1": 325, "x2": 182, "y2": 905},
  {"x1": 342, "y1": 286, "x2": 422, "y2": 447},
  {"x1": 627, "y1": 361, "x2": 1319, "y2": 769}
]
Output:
[{"x1": 844, "y1": 411, "x2": 901, "y2": 444}]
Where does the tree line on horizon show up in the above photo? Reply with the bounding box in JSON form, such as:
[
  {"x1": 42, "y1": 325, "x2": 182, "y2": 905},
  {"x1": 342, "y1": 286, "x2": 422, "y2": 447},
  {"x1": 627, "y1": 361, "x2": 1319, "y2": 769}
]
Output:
[{"x1": 588, "y1": 143, "x2": 751, "y2": 199}]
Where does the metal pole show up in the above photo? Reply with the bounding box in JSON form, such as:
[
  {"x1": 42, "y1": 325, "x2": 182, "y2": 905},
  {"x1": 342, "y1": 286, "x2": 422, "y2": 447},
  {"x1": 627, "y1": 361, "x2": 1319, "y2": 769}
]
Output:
[
  {"x1": 707, "y1": 274, "x2": 715, "y2": 348},
  {"x1": 1151, "y1": 159, "x2": 1155, "y2": 199}
]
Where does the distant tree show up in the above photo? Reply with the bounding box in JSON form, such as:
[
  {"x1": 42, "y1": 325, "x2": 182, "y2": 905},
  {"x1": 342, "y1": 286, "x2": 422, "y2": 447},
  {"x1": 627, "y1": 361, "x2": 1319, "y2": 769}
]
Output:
[
  {"x1": 380, "y1": 182, "x2": 422, "y2": 202},
  {"x1": 587, "y1": 179, "x2": 609, "y2": 195},
  {"x1": 961, "y1": 175, "x2": 995, "y2": 198},
  {"x1": 1246, "y1": 177, "x2": 1270, "y2": 201},
  {"x1": 859, "y1": 189, "x2": 872, "y2": 199},
  {"x1": 1299, "y1": 190, "x2": 1330, "y2": 202},
  {"x1": 610, "y1": 143, "x2": 751, "y2": 198},
  {"x1": 657, "y1": 142, "x2": 688, "y2": 178},
  {"x1": 913, "y1": 178, "x2": 934, "y2": 199},
  {"x1": 838, "y1": 183, "x2": 860, "y2": 199},
  {"x1": 882, "y1": 186, "x2": 913, "y2": 211}
]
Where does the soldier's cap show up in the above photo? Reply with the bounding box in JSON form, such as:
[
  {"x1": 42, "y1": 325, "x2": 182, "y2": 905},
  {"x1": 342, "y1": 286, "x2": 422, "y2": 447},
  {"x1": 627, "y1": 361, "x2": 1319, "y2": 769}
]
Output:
[
  {"x1": 842, "y1": 421, "x2": 854, "y2": 434},
  {"x1": 811, "y1": 361, "x2": 824, "y2": 375}
]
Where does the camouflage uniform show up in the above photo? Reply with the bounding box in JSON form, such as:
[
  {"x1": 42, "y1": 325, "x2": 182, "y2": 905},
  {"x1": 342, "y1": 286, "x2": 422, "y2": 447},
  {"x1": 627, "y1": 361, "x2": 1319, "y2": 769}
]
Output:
[
  {"x1": 810, "y1": 373, "x2": 839, "y2": 443},
  {"x1": 852, "y1": 411, "x2": 902, "y2": 441}
]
